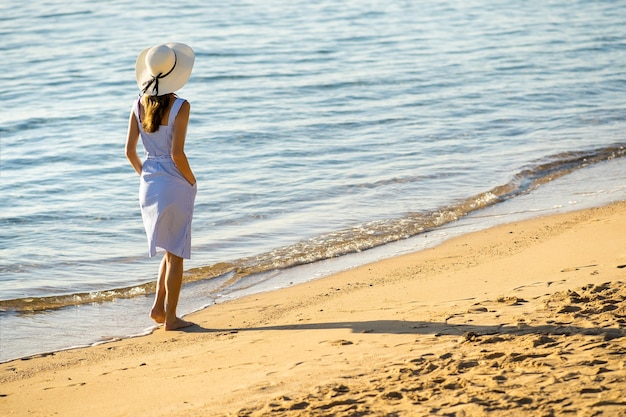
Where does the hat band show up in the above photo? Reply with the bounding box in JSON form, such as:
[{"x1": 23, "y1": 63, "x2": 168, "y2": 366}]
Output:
[{"x1": 141, "y1": 52, "x2": 178, "y2": 96}]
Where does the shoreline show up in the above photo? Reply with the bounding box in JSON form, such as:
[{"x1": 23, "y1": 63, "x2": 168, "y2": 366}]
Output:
[
  {"x1": 2, "y1": 154, "x2": 626, "y2": 364},
  {"x1": 2, "y1": 200, "x2": 626, "y2": 416}
]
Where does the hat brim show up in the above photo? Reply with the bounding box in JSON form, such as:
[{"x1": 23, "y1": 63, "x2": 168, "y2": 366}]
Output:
[{"x1": 135, "y1": 43, "x2": 195, "y2": 96}]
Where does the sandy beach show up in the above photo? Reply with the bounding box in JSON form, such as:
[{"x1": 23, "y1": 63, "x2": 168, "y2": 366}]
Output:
[{"x1": 2, "y1": 201, "x2": 626, "y2": 416}]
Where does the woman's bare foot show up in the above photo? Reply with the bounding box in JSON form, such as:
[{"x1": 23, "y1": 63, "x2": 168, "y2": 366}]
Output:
[
  {"x1": 150, "y1": 307, "x2": 166, "y2": 324},
  {"x1": 164, "y1": 317, "x2": 194, "y2": 331}
]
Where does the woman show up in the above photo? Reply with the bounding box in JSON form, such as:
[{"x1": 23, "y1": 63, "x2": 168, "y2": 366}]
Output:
[{"x1": 125, "y1": 43, "x2": 197, "y2": 330}]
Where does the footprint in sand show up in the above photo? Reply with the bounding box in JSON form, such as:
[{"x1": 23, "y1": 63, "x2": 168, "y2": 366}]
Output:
[
  {"x1": 325, "y1": 339, "x2": 354, "y2": 346},
  {"x1": 232, "y1": 281, "x2": 626, "y2": 417}
]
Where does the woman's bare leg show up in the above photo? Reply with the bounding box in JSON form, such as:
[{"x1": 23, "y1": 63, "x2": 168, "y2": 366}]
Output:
[
  {"x1": 149, "y1": 255, "x2": 168, "y2": 324},
  {"x1": 164, "y1": 251, "x2": 194, "y2": 330}
]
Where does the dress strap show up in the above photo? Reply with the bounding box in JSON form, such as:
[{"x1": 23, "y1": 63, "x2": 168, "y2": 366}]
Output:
[{"x1": 168, "y1": 98, "x2": 186, "y2": 126}]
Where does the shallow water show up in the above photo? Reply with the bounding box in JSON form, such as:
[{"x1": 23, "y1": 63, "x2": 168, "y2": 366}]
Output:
[
  {"x1": 1, "y1": 0, "x2": 626, "y2": 361},
  {"x1": 2, "y1": 155, "x2": 625, "y2": 363}
]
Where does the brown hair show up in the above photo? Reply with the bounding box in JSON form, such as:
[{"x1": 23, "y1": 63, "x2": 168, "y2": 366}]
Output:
[{"x1": 140, "y1": 94, "x2": 171, "y2": 133}]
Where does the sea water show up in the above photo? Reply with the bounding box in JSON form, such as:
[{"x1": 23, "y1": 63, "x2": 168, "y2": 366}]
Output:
[{"x1": 1, "y1": 0, "x2": 625, "y2": 362}]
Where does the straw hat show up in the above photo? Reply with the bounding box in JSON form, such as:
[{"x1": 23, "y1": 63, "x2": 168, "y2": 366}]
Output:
[{"x1": 135, "y1": 43, "x2": 195, "y2": 96}]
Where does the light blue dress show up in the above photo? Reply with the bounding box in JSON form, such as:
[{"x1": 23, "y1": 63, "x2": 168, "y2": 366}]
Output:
[{"x1": 132, "y1": 97, "x2": 196, "y2": 259}]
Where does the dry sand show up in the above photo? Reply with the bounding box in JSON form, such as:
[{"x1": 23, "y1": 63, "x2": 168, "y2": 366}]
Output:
[{"x1": 2, "y1": 201, "x2": 626, "y2": 416}]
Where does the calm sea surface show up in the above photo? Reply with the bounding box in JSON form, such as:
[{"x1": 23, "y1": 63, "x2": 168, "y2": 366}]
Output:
[{"x1": 1, "y1": 0, "x2": 625, "y2": 362}]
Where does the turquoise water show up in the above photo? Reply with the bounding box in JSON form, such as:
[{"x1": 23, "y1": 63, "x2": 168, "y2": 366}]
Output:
[{"x1": 1, "y1": 0, "x2": 625, "y2": 361}]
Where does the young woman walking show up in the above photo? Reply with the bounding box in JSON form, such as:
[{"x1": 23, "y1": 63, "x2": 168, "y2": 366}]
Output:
[{"x1": 125, "y1": 43, "x2": 197, "y2": 330}]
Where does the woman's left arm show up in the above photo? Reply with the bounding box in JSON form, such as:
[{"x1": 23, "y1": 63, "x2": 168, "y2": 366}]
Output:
[{"x1": 171, "y1": 100, "x2": 196, "y2": 186}]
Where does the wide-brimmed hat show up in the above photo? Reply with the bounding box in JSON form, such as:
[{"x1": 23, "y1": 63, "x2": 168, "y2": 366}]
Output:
[{"x1": 135, "y1": 43, "x2": 195, "y2": 96}]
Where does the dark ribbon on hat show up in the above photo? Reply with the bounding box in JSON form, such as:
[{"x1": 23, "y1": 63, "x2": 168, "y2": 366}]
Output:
[{"x1": 141, "y1": 52, "x2": 177, "y2": 96}]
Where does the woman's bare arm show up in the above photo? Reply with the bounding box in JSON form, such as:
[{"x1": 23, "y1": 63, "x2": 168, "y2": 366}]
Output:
[
  {"x1": 125, "y1": 110, "x2": 143, "y2": 175},
  {"x1": 171, "y1": 100, "x2": 196, "y2": 185}
]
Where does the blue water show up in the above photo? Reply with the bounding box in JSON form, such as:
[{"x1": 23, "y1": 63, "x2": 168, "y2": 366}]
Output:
[{"x1": 1, "y1": 0, "x2": 626, "y2": 362}]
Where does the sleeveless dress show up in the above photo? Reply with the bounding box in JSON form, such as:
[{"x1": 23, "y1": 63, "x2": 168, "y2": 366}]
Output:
[{"x1": 132, "y1": 97, "x2": 197, "y2": 259}]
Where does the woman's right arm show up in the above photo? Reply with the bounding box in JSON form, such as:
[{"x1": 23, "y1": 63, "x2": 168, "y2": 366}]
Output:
[{"x1": 125, "y1": 110, "x2": 143, "y2": 175}]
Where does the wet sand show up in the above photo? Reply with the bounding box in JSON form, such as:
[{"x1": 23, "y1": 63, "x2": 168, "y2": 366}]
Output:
[{"x1": 2, "y1": 201, "x2": 626, "y2": 416}]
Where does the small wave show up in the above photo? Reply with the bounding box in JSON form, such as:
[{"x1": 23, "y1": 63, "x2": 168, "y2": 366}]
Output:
[
  {"x1": 39, "y1": 10, "x2": 92, "y2": 19},
  {"x1": 2, "y1": 144, "x2": 624, "y2": 313},
  {"x1": 0, "y1": 284, "x2": 153, "y2": 313},
  {"x1": 218, "y1": 144, "x2": 626, "y2": 278},
  {"x1": 0, "y1": 262, "x2": 236, "y2": 314}
]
